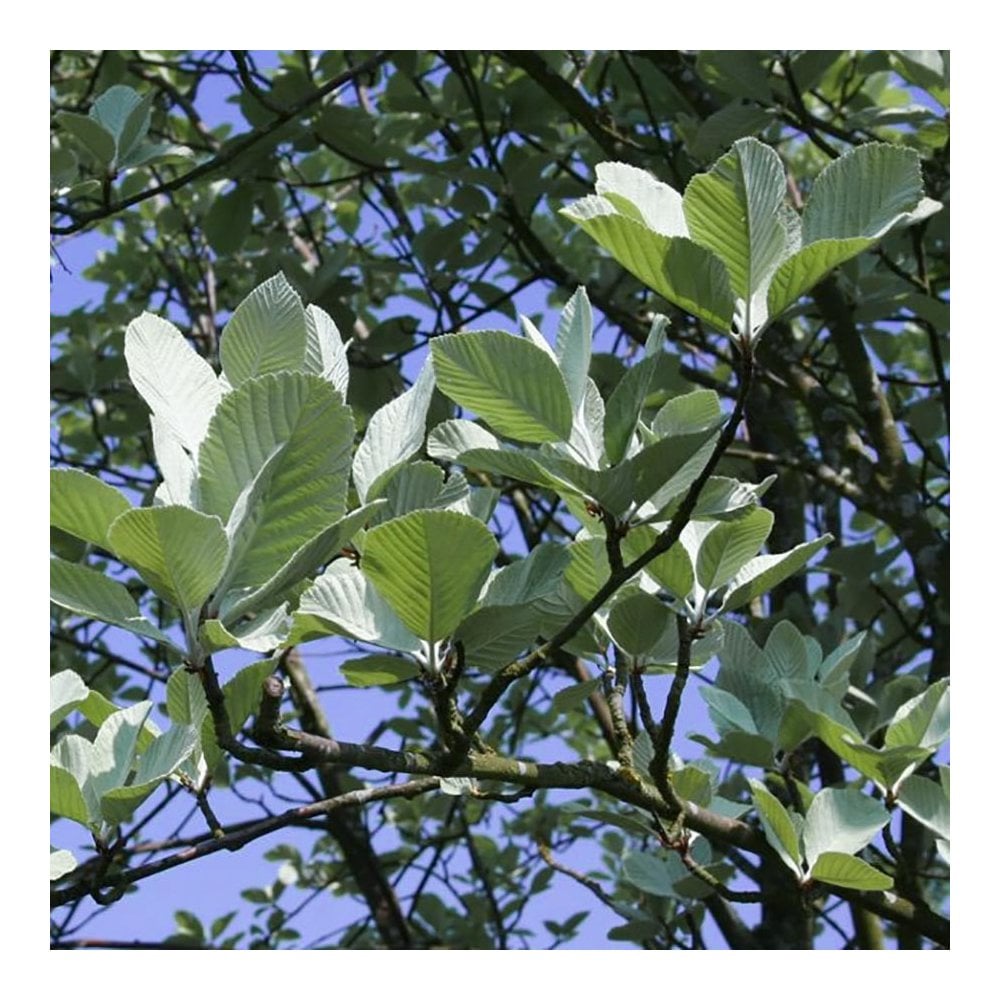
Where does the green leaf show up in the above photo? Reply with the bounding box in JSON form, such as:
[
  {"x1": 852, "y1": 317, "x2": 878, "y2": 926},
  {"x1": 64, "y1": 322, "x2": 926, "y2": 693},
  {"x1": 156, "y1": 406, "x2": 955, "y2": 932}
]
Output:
[
  {"x1": 223, "y1": 658, "x2": 277, "y2": 735},
  {"x1": 696, "y1": 507, "x2": 774, "y2": 594},
  {"x1": 55, "y1": 111, "x2": 115, "y2": 166},
  {"x1": 818, "y1": 631, "x2": 868, "y2": 698},
  {"x1": 622, "y1": 852, "x2": 684, "y2": 898},
  {"x1": 625, "y1": 428, "x2": 719, "y2": 515},
  {"x1": 375, "y1": 464, "x2": 467, "y2": 522},
  {"x1": 125, "y1": 312, "x2": 222, "y2": 454},
  {"x1": 453, "y1": 446, "x2": 580, "y2": 499},
  {"x1": 809, "y1": 852, "x2": 893, "y2": 891},
  {"x1": 50, "y1": 763, "x2": 93, "y2": 826},
  {"x1": 763, "y1": 620, "x2": 811, "y2": 680},
  {"x1": 603, "y1": 355, "x2": 660, "y2": 464},
  {"x1": 701, "y1": 686, "x2": 759, "y2": 736},
  {"x1": 219, "y1": 501, "x2": 385, "y2": 623},
  {"x1": 340, "y1": 654, "x2": 420, "y2": 687},
  {"x1": 885, "y1": 679, "x2": 949, "y2": 750},
  {"x1": 295, "y1": 560, "x2": 421, "y2": 652},
  {"x1": 607, "y1": 592, "x2": 672, "y2": 657},
  {"x1": 691, "y1": 730, "x2": 775, "y2": 767},
  {"x1": 166, "y1": 668, "x2": 209, "y2": 727},
  {"x1": 117, "y1": 89, "x2": 155, "y2": 159},
  {"x1": 150, "y1": 417, "x2": 198, "y2": 507},
  {"x1": 51, "y1": 670, "x2": 89, "y2": 729},
  {"x1": 748, "y1": 778, "x2": 802, "y2": 875},
  {"x1": 303, "y1": 304, "x2": 349, "y2": 395},
  {"x1": 695, "y1": 51, "x2": 773, "y2": 103},
  {"x1": 431, "y1": 330, "x2": 573, "y2": 443},
  {"x1": 690, "y1": 101, "x2": 774, "y2": 161},
  {"x1": 74, "y1": 690, "x2": 160, "y2": 753},
  {"x1": 108, "y1": 506, "x2": 228, "y2": 614},
  {"x1": 90, "y1": 85, "x2": 146, "y2": 151},
  {"x1": 896, "y1": 774, "x2": 949, "y2": 841},
  {"x1": 767, "y1": 238, "x2": 872, "y2": 318},
  {"x1": 101, "y1": 723, "x2": 198, "y2": 824},
  {"x1": 204, "y1": 186, "x2": 255, "y2": 255},
  {"x1": 647, "y1": 618, "x2": 721, "y2": 671},
  {"x1": 454, "y1": 603, "x2": 546, "y2": 670},
  {"x1": 118, "y1": 141, "x2": 194, "y2": 169},
  {"x1": 652, "y1": 390, "x2": 722, "y2": 439},
  {"x1": 353, "y1": 358, "x2": 436, "y2": 501},
  {"x1": 554, "y1": 287, "x2": 593, "y2": 409},
  {"x1": 561, "y1": 196, "x2": 735, "y2": 332},
  {"x1": 50, "y1": 556, "x2": 176, "y2": 647},
  {"x1": 196, "y1": 373, "x2": 354, "y2": 590},
  {"x1": 803, "y1": 143, "x2": 924, "y2": 243},
  {"x1": 721, "y1": 535, "x2": 832, "y2": 612},
  {"x1": 480, "y1": 542, "x2": 571, "y2": 606},
  {"x1": 594, "y1": 161, "x2": 687, "y2": 235},
  {"x1": 362, "y1": 510, "x2": 498, "y2": 643},
  {"x1": 656, "y1": 476, "x2": 767, "y2": 523},
  {"x1": 50, "y1": 469, "x2": 131, "y2": 549},
  {"x1": 88, "y1": 701, "x2": 156, "y2": 805},
  {"x1": 622, "y1": 525, "x2": 693, "y2": 602},
  {"x1": 684, "y1": 138, "x2": 788, "y2": 314},
  {"x1": 514, "y1": 314, "x2": 553, "y2": 360},
  {"x1": 564, "y1": 537, "x2": 611, "y2": 603},
  {"x1": 200, "y1": 604, "x2": 290, "y2": 653},
  {"x1": 671, "y1": 764, "x2": 715, "y2": 807},
  {"x1": 219, "y1": 273, "x2": 308, "y2": 386},
  {"x1": 812, "y1": 713, "x2": 930, "y2": 792},
  {"x1": 551, "y1": 677, "x2": 602, "y2": 713},
  {"x1": 214, "y1": 444, "x2": 288, "y2": 599},
  {"x1": 172, "y1": 910, "x2": 205, "y2": 943},
  {"x1": 427, "y1": 419, "x2": 500, "y2": 461},
  {"x1": 801, "y1": 787, "x2": 889, "y2": 868}
]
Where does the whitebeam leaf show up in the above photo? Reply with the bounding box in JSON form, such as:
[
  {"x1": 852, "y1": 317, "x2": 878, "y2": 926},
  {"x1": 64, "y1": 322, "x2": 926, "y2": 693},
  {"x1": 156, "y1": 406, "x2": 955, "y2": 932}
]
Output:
[
  {"x1": 809, "y1": 852, "x2": 893, "y2": 891},
  {"x1": 749, "y1": 778, "x2": 802, "y2": 876},
  {"x1": 353, "y1": 357, "x2": 436, "y2": 502},
  {"x1": 219, "y1": 501, "x2": 385, "y2": 623},
  {"x1": 125, "y1": 312, "x2": 221, "y2": 454},
  {"x1": 296, "y1": 560, "x2": 421, "y2": 652},
  {"x1": 683, "y1": 138, "x2": 788, "y2": 310},
  {"x1": 50, "y1": 469, "x2": 130, "y2": 548},
  {"x1": 555, "y1": 287, "x2": 593, "y2": 409},
  {"x1": 196, "y1": 373, "x2": 354, "y2": 589},
  {"x1": 108, "y1": 506, "x2": 228, "y2": 614},
  {"x1": 427, "y1": 419, "x2": 501, "y2": 462},
  {"x1": 803, "y1": 143, "x2": 924, "y2": 243},
  {"x1": 303, "y1": 303, "x2": 349, "y2": 395},
  {"x1": 50, "y1": 848, "x2": 78, "y2": 882},
  {"x1": 50, "y1": 670, "x2": 89, "y2": 729},
  {"x1": 362, "y1": 510, "x2": 498, "y2": 643},
  {"x1": 100, "y1": 723, "x2": 198, "y2": 824},
  {"x1": 50, "y1": 556, "x2": 176, "y2": 647},
  {"x1": 150, "y1": 416, "x2": 197, "y2": 506},
  {"x1": 801, "y1": 787, "x2": 889, "y2": 869},
  {"x1": 721, "y1": 535, "x2": 832, "y2": 612},
  {"x1": 560, "y1": 197, "x2": 735, "y2": 333},
  {"x1": 432, "y1": 330, "x2": 573, "y2": 443},
  {"x1": 594, "y1": 161, "x2": 688, "y2": 236},
  {"x1": 696, "y1": 507, "x2": 774, "y2": 594},
  {"x1": 767, "y1": 144, "x2": 927, "y2": 318},
  {"x1": 220, "y1": 273, "x2": 308, "y2": 386}
]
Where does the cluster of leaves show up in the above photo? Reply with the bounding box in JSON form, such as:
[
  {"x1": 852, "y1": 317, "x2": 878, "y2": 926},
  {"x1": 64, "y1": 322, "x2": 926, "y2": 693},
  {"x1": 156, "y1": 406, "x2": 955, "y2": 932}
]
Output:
[{"x1": 50, "y1": 50, "x2": 949, "y2": 951}]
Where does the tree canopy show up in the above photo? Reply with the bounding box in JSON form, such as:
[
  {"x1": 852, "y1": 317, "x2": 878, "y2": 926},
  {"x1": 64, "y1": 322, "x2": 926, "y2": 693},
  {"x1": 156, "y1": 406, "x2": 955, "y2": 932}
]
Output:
[{"x1": 50, "y1": 50, "x2": 949, "y2": 951}]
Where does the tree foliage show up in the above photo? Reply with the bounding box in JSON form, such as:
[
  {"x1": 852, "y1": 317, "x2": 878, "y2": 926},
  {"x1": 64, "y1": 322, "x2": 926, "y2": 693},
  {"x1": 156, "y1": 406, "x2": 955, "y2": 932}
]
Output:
[{"x1": 50, "y1": 50, "x2": 949, "y2": 951}]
